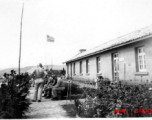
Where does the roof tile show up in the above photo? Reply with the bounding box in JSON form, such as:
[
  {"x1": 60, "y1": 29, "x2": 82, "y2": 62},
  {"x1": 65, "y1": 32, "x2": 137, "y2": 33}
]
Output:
[{"x1": 66, "y1": 25, "x2": 152, "y2": 63}]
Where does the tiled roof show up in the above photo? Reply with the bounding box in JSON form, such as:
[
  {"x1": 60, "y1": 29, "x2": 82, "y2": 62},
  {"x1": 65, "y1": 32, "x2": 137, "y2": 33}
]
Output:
[{"x1": 65, "y1": 25, "x2": 152, "y2": 63}]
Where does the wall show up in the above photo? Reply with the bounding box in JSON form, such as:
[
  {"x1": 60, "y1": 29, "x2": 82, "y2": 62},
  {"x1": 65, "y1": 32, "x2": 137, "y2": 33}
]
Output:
[{"x1": 66, "y1": 38, "x2": 152, "y2": 83}]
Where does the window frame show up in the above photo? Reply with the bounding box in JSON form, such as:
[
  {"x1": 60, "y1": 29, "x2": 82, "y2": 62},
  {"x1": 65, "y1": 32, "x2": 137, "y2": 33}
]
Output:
[
  {"x1": 86, "y1": 59, "x2": 90, "y2": 74},
  {"x1": 137, "y1": 47, "x2": 146, "y2": 72},
  {"x1": 73, "y1": 63, "x2": 76, "y2": 75},
  {"x1": 112, "y1": 52, "x2": 119, "y2": 81},
  {"x1": 67, "y1": 64, "x2": 69, "y2": 75},
  {"x1": 80, "y1": 61, "x2": 83, "y2": 74}
]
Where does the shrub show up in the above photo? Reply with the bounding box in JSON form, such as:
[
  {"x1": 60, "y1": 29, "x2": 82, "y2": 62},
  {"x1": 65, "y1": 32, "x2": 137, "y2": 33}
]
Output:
[
  {"x1": 0, "y1": 74, "x2": 31, "y2": 118},
  {"x1": 74, "y1": 80, "x2": 152, "y2": 118}
]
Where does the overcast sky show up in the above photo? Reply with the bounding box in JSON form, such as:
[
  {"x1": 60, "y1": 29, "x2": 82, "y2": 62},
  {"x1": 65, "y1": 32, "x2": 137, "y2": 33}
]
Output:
[{"x1": 0, "y1": 0, "x2": 152, "y2": 69}]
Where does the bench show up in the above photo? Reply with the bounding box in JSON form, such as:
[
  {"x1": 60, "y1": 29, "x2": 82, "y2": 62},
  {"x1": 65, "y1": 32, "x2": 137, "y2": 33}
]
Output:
[
  {"x1": 56, "y1": 87, "x2": 66, "y2": 100},
  {"x1": 56, "y1": 81, "x2": 69, "y2": 100}
]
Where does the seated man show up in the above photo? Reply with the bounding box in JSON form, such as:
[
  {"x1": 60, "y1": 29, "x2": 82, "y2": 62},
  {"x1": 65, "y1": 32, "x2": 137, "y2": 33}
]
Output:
[
  {"x1": 43, "y1": 76, "x2": 57, "y2": 98},
  {"x1": 51, "y1": 76, "x2": 65, "y2": 100}
]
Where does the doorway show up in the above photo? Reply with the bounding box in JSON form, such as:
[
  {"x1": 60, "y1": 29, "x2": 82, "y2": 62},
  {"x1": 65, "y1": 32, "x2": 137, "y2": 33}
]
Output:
[{"x1": 112, "y1": 52, "x2": 119, "y2": 81}]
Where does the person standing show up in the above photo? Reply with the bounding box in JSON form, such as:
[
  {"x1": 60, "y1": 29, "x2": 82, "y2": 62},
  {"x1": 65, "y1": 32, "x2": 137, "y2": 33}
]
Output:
[
  {"x1": 32, "y1": 63, "x2": 46, "y2": 102},
  {"x1": 2, "y1": 73, "x2": 9, "y2": 86}
]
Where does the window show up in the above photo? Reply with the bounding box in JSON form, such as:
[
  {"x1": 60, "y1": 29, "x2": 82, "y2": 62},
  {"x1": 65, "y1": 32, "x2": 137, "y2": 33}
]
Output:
[
  {"x1": 86, "y1": 59, "x2": 89, "y2": 73},
  {"x1": 137, "y1": 47, "x2": 146, "y2": 72},
  {"x1": 73, "y1": 63, "x2": 76, "y2": 75},
  {"x1": 80, "y1": 61, "x2": 82, "y2": 74},
  {"x1": 67, "y1": 64, "x2": 69, "y2": 75},
  {"x1": 96, "y1": 57, "x2": 100, "y2": 73}
]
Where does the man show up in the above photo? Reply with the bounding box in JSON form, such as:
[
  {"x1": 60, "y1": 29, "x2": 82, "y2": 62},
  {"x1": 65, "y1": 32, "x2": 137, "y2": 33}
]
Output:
[
  {"x1": 51, "y1": 76, "x2": 65, "y2": 100},
  {"x1": 1, "y1": 73, "x2": 9, "y2": 86},
  {"x1": 43, "y1": 76, "x2": 56, "y2": 98},
  {"x1": 32, "y1": 63, "x2": 46, "y2": 102},
  {"x1": 8, "y1": 70, "x2": 16, "y2": 82}
]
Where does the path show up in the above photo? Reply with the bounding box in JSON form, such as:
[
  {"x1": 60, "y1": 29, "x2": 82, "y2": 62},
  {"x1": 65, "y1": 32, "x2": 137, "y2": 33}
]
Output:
[{"x1": 25, "y1": 87, "x2": 76, "y2": 118}]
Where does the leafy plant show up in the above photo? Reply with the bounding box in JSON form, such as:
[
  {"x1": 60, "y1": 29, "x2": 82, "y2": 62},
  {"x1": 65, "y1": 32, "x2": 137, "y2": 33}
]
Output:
[
  {"x1": 0, "y1": 73, "x2": 31, "y2": 118},
  {"x1": 74, "y1": 80, "x2": 152, "y2": 118}
]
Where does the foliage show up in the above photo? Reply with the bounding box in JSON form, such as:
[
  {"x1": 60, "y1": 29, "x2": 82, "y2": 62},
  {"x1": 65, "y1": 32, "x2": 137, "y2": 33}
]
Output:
[
  {"x1": 61, "y1": 68, "x2": 66, "y2": 76},
  {"x1": 60, "y1": 82, "x2": 81, "y2": 98},
  {"x1": 0, "y1": 74, "x2": 31, "y2": 118},
  {"x1": 48, "y1": 69, "x2": 65, "y2": 77},
  {"x1": 74, "y1": 80, "x2": 152, "y2": 118},
  {"x1": 70, "y1": 83, "x2": 83, "y2": 95}
]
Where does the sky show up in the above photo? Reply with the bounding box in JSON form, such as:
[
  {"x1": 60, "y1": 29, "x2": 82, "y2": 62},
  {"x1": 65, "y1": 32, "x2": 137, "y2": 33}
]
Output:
[{"x1": 0, "y1": 0, "x2": 152, "y2": 70}]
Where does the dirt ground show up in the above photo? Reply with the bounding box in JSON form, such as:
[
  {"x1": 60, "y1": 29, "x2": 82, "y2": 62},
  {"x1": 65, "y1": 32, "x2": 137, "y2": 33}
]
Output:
[{"x1": 25, "y1": 87, "x2": 76, "y2": 118}]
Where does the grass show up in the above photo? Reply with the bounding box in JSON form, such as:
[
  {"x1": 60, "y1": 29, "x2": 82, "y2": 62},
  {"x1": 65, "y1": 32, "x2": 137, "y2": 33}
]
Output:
[{"x1": 61, "y1": 104, "x2": 76, "y2": 117}]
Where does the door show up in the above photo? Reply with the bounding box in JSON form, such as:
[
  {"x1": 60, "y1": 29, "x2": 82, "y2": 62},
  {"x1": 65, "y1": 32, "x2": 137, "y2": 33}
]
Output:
[{"x1": 112, "y1": 52, "x2": 119, "y2": 81}]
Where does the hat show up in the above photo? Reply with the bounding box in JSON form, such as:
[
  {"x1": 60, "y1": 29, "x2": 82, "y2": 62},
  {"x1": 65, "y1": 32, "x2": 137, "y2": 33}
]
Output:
[
  {"x1": 3, "y1": 73, "x2": 7, "y2": 77},
  {"x1": 39, "y1": 63, "x2": 43, "y2": 68}
]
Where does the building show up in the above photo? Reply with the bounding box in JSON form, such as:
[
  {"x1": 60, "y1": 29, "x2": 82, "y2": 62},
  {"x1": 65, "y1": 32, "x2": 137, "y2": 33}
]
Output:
[{"x1": 64, "y1": 25, "x2": 152, "y2": 83}]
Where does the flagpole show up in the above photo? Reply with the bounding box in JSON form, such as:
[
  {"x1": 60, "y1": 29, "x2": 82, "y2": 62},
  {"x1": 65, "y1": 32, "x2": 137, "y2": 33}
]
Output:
[
  {"x1": 18, "y1": 3, "x2": 24, "y2": 76},
  {"x1": 46, "y1": 35, "x2": 55, "y2": 70},
  {"x1": 45, "y1": 37, "x2": 47, "y2": 70},
  {"x1": 51, "y1": 59, "x2": 53, "y2": 70}
]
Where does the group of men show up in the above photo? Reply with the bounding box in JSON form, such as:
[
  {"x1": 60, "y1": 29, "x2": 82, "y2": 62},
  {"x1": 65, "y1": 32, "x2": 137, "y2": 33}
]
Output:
[
  {"x1": 0, "y1": 70, "x2": 17, "y2": 86},
  {"x1": 32, "y1": 63, "x2": 66, "y2": 102}
]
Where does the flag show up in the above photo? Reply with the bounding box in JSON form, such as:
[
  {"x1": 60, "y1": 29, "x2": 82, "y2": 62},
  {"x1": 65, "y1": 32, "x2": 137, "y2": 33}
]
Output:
[{"x1": 47, "y1": 35, "x2": 55, "y2": 42}]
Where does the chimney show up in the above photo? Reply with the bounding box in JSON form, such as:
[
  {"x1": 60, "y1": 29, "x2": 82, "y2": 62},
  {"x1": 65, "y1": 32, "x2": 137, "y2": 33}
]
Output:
[{"x1": 79, "y1": 49, "x2": 86, "y2": 53}]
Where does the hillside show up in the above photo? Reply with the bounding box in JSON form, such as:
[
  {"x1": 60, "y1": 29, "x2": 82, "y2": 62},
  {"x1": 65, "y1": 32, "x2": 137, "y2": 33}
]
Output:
[{"x1": 0, "y1": 65, "x2": 65, "y2": 76}]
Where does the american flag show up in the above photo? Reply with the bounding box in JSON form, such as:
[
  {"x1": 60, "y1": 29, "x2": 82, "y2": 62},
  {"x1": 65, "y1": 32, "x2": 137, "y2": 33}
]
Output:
[{"x1": 47, "y1": 35, "x2": 55, "y2": 42}]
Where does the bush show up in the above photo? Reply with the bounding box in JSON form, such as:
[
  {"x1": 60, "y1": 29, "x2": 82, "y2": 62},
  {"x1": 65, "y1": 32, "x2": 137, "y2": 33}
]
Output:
[
  {"x1": 61, "y1": 82, "x2": 82, "y2": 99},
  {"x1": 74, "y1": 80, "x2": 152, "y2": 118},
  {"x1": 0, "y1": 74, "x2": 31, "y2": 118}
]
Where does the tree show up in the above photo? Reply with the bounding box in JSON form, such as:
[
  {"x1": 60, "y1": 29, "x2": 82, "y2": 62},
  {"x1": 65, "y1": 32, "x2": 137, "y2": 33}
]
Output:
[{"x1": 61, "y1": 68, "x2": 66, "y2": 76}]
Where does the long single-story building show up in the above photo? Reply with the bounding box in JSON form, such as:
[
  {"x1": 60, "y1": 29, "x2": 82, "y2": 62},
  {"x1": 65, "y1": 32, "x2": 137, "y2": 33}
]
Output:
[{"x1": 64, "y1": 25, "x2": 152, "y2": 83}]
